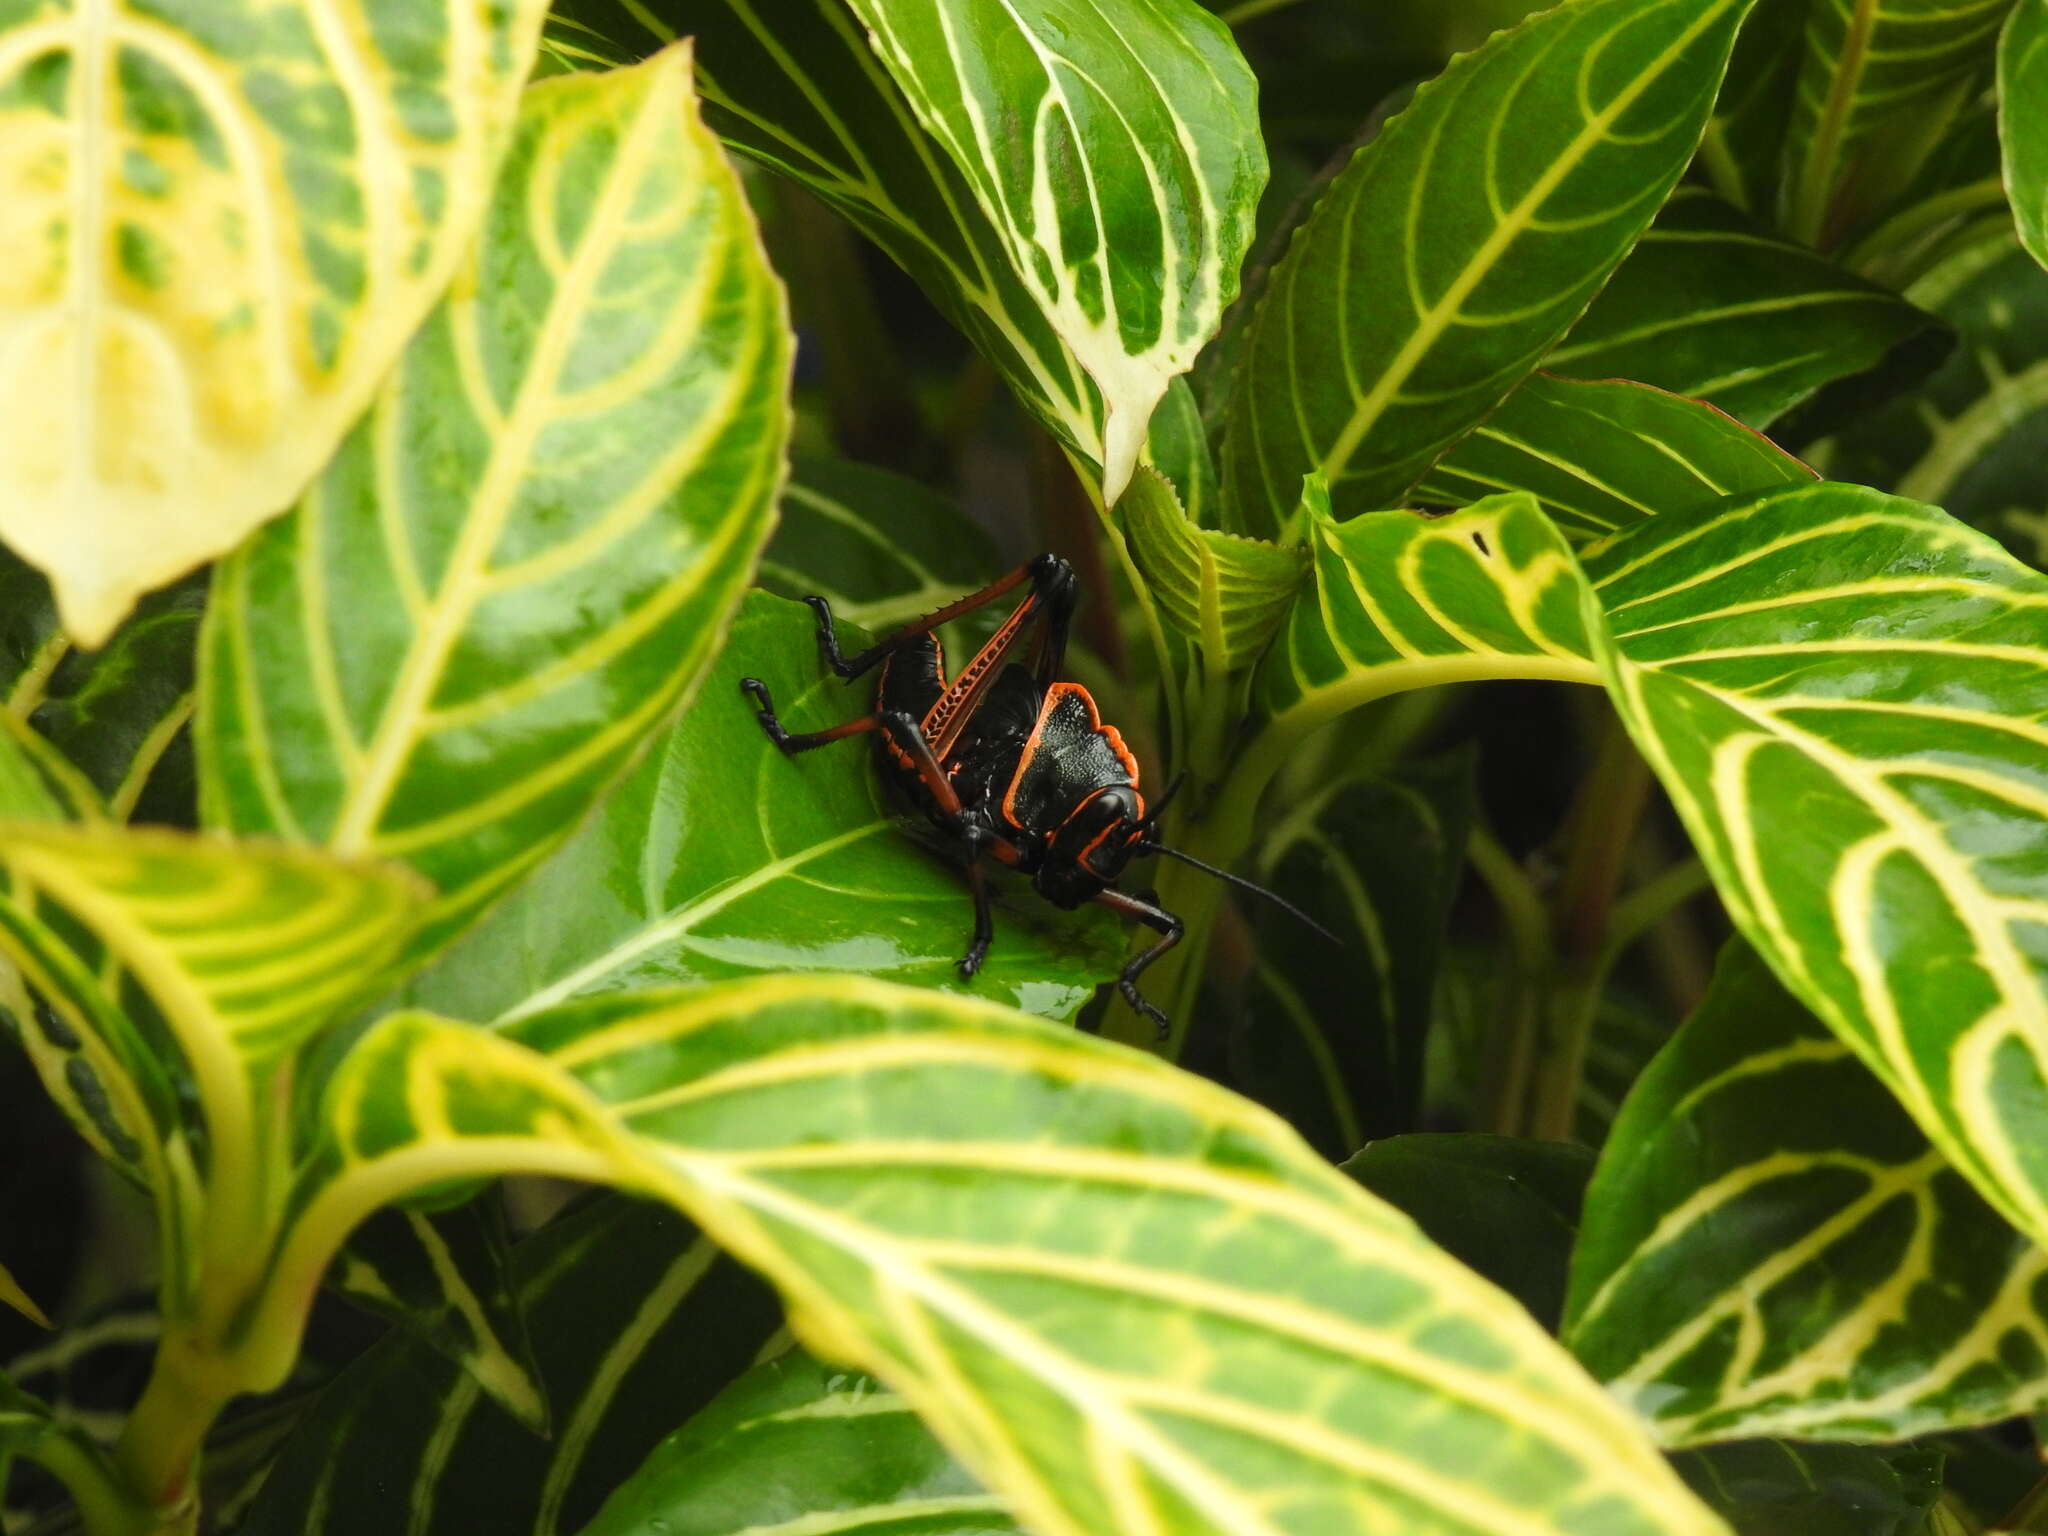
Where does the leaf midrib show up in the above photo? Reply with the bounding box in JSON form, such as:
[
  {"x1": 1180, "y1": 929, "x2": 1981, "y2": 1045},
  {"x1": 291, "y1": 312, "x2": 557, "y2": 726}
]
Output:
[
  {"x1": 332, "y1": 71, "x2": 676, "y2": 854},
  {"x1": 1317, "y1": 0, "x2": 1735, "y2": 490}
]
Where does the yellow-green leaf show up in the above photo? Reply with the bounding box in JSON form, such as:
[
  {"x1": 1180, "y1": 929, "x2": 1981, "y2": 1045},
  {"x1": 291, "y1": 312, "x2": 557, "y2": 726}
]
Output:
[
  {"x1": 1569, "y1": 942, "x2": 2048, "y2": 1444},
  {"x1": 1238, "y1": 482, "x2": 2048, "y2": 1257},
  {"x1": 197, "y1": 45, "x2": 792, "y2": 966},
  {"x1": 272, "y1": 976, "x2": 1728, "y2": 1536},
  {"x1": 0, "y1": 1262, "x2": 48, "y2": 1331},
  {"x1": 837, "y1": 0, "x2": 1265, "y2": 500},
  {"x1": 0, "y1": 0, "x2": 552, "y2": 644},
  {"x1": 0, "y1": 821, "x2": 426, "y2": 1309},
  {"x1": 1221, "y1": 0, "x2": 1754, "y2": 533},
  {"x1": 1120, "y1": 467, "x2": 1308, "y2": 674}
]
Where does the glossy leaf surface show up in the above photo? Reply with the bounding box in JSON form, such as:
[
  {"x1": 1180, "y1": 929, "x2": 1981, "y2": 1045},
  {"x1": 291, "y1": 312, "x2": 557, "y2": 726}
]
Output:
[
  {"x1": 331, "y1": 1203, "x2": 546, "y2": 1435},
  {"x1": 1344, "y1": 1135, "x2": 1594, "y2": 1333},
  {"x1": 2006, "y1": 0, "x2": 2048, "y2": 270},
  {"x1": 1583, "y1": 483, "x2": 2048, "y2": 1247},
  {"x1": 551, "y1": 0, "x2": 1259, "y2": 499},
  {"x1": 1823, "y1": 225, "x2": 2048, "y2": 568},
  {"x1": 1671, "y1": 1441, "x2": 1944, "y2": 1536},
  {"x1": 1545, "y1": 188, "x2": 1943, "y2": 429},
  {"x1": 280, "y1": 976, "x2": 1730, "y2": 1536},
  {"x1": 1250, "y1": 490, "x2": 1603, "y2": 759},
  {"x1": 1222, "y1": 754, "x2": 1474, "y2": 1159},
  {"x1": 1420, "y1": 375, "x2": 1814, "y2": 540},
  {"x1": 759, "y1": 459, "x2": 999, "y2": 635},
  {"x1": 581, "y1": 1351, "x2": 1019, "y2": 1536},
  {"x1": 1568, "y1": 943, "x2": 2048, "y2": 1443},
  {"x1": 1221, "y1": 0, "x2": 1753, "y2": 533},
  {"x1": 1779, "y1": 0, "x2": 2016, "y2": 249},
  {"x1": 1120, "y1": 468, "x2": 1308, "y2": 674},
  {"x1": 401, "y1": 596, "x2": 1122, "y2": 1026},
  {"x1": 1248, "y1": 480, "x2": 2048, "y2": 1253},
  {"x1": 198, "y1": 46, "x2": 791, "y2": 965},
  {"x1": 838, "y1": 0, "x2": 1264, "y2": 499},
  {"x1": 0, "y1": 0, "x2": 551, "y2": 643},
  {"x1": 244, "y1": 1194, "x2": 782, "y2": 1536}
]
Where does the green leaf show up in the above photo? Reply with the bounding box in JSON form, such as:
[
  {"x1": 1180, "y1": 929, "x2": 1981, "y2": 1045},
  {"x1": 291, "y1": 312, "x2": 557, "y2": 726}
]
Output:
[
  {"x1": 1671, "y1": 1441, "x2": 1944, "y2": 1536},
  {"x1": 1242, "y1": 479, "x2": 2048, "y2": 1255},
  {"x1": 1221, "y1": 753, "x2": 1475, "y2": 1158},
  {"x1": 581, "y1": 1350, "x2": 1020, "y2": 1536},
  {"x1": 197, "y1": 46, "x2": 792, "y2": 967},
  {"x1": 760, "y1": 459, "x2": 1000, "y2": 634},
  {"x1": 1581, "y1": 484, "x2": 2048, "y2": 1249},
  {"x1": 267, "y1": 975, "x2": 1731, "y2": 1536},
  {"x1": 1248, "y1": 490, "x2": 1604, "y2": 763},
  {"x1": 1220, "y1": 0, "x2": 1754, "y2": 535},
  {"x1": 2004, "y1": 0, "x2": 2048, "y2": 271},
  {"x1": 0, "y1": 0, "x2": 552, "y2": 644},
  {"x1": 1779, "y1": 0, "x2": 2016, "y2": 249},
  {"x1": 1120, "y1": 468, "x2": 1309, "y2": 675},
  {"x1": 1821, "y1": 225, "x2": 2048, "y2": 568},
  {"x1": 1544, "y1": 187, "x2": 1947, "y2": 430},
  {"x1": 1146, "y1": 378, "x2": 1221, "y2": 529},
  {"x1": 400, "y1": 595, "x2": 1123, "y2": 1026},
  {"x1": 0, "y1": 823, "x2": 426, "y2": 1311},
  {"x1": 1699, "y1": 0, "x2": 1807, "y2": 216},
  {"x1": 243, "y1": 1193, "x2": 782, "y2": 1536},
  {"x1": 1343, "y1": 1135, "x2": 1595, "y2": 1333},
  {"x1": 831, "y1": 0, "x2": 1264, "y2": 500},
  {"x1": 0, "y1": 1264, "x2": 47, "y2": 1333},
  {"x1": 1419, "y1": 374, "x2": 1816, "y2": 540},
  {"x1": 550, "y1": 0, "x2": 1262, "y2": 501},
  {"x1": 331, "y1": 1203, "x2": 548, "y2": 1435},
  {"x1": 2, "y1": 548, "x2": 208, "y2": 826},
  {"x1": 1568, "y1": 942, "x2": 2048, "y2": 1443}
]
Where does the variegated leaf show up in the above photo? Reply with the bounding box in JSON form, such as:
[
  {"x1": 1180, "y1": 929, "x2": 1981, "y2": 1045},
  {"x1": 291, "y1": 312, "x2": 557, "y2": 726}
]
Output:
[
  {"x1": 1822, "y1": 224, "x2": 2048, "y2": 569},
  {"x1": 2, "y1": 549, "x2": 204, "y2": 826},
  {"x1": 398, "y1": 595, "x2": 1122, "y2": 1026},
  {"x1": 0, "y1": 822, "x2": 424, "y2": 1311},
  {"x1": 581, "y1": 1350, "x2": 1019, "y2": 1536},
  {"x1": 1420, "y1": 374, "x2": 1815, "y2": 540},
  {"x1": 1779, "y1": 0, "x2": 2016, "y2": 249},
  {"x1": 838, "y1": 0, "x2": 1264, "y2": 501},
  {"x1": 1698, "y1": 0, "x2": 1806, "y2": 216},
  {"x1": 1221, "y1": 754, "x2": 1475, "y2": 1160},
  {"x1": 2005, "y1": 0, "x2": 2048, "y2": 270},
  {"x1": 1240, "y1": 481, "x2": 2048, "y2": 1252},
  {"x1": 1582, "y1": 482, "x2": 2048, "y2": 1248},
  {"x1": 1120, "y1": 467, "x2": 1308, "y2": 675},
  {"x1": 1146, "y1": 376, "x2": 1220, "y2": 529},
  {"x1": 1246, "y1": 490, "x2": 1602, "y2": 780},
  {"x1": 1544, "y1": 187, "x2": 1944, "y2": 430},
  {"x1": 244, "y1": 1194, "x2": 783, "y2": 1536},
  {"x1": 758, "y1": 458, "x2": 1000, "y2": 636},
  {"x1": 198, "y1": 46, "x2": 791, "y2": 966},
  {"x1": 0, "y1": 0, "x2": 552, "y2": 644},
  {"x1": 549, "y1": 0, "x2": 1260, "y2": 502},
  {"x1": 264, "y1": 977, "x2": 1730, "y2": 1536},
  {"x1": 1568, "y1": 942, "x2": 2048, "y2": 1444},
  {"x1": 1672, "y1": 1441, "x2": 1945, "y2": 1535},
  {"x1": 331, "y1": 1203, "x2": 547, "y2": 1435},
  {"x1": 1220, "y1": 0, "x2": 1754, "y2": 535}
]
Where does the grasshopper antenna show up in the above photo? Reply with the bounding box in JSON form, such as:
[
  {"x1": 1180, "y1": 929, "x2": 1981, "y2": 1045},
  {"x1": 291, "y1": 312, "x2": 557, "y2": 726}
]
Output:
[{"x1": 1133, "y1": 843, "x2": 1343, "y2": 947}]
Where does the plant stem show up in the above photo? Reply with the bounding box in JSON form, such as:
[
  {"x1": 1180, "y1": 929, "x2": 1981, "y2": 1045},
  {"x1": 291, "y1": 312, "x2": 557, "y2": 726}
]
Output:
[
  {"x1": 1467, "y1": 825, "x2": 1552, "y2": 1137},
  {"x1": 26, "y1": 1428, "x2": 156, "y2": 1536},
  {"x1": 1527, "y1": 715, "x2": 1653, "y2": 1142}
]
